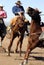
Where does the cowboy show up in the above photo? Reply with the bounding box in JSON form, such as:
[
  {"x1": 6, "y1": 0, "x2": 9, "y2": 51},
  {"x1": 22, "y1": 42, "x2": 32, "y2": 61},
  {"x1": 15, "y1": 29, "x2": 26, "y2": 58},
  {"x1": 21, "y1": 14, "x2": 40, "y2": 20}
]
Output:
[
  {"x1": 12, "y1": 0, "x2": 30, "y2": 33},
  {"x1": 0, "y1": 4, "x2": 7, "y2": 46},
  {"x1": 12, "y1": 0, "x2": 24, "y2": 15}
]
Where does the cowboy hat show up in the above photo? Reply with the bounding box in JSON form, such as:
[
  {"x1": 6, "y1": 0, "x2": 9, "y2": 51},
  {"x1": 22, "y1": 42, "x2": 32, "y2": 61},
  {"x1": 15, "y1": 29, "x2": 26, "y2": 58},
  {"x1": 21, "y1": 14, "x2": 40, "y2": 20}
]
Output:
[
  {"x1": 15, "y1": 1, "x2": 22, "y2": 5},
  {"x1": 0, "y1": 4, "x2": 4, "y2": 7}
]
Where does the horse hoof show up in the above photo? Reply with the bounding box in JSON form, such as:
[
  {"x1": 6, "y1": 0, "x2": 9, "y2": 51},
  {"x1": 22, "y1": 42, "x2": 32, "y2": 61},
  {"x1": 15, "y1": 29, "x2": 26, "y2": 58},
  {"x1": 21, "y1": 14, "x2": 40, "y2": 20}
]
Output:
[
  {"x1": 19, "y1": 62, "x2": 24, "y2": 65},
  {"x1": 7, "y1": 53, "x2": 10, "y2": 56},
  {"x1": 15, "y1": 49, "x2": 18, "y2": 53},
  {"x1": 6, "y1": 49, "x2": 8, "y2": 52},
  {"x1": 8, "y1": 54, "x2": 10, "y2": 56},
  {"x1": 19, "y1": 60, "x2": 28, "y2": 65},
  {"x1": 23, "y1": 59, "x2": 28, "y2": 65}
]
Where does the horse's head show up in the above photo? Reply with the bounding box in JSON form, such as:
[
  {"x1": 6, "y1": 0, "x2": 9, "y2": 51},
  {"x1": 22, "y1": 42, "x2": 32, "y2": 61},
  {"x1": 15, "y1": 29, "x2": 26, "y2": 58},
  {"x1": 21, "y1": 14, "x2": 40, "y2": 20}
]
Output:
[
  {"x1": 27, "y1": 7, "x2": 42, "y2": 24},
  {"x1": 27, "y1": 7, "x2": 41, "y2": 18}
]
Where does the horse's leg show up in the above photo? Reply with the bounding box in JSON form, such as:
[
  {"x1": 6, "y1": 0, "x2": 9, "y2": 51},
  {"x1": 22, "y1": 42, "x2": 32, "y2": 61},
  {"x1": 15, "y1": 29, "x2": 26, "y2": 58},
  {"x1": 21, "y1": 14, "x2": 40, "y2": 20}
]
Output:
[
  {"x1": 15, "y1": 34, "x2": 24, "y2": 56},
  {"x1": 8, "y1": 38, "x2": 13, "y2": 56},
  {"x1": 8, "y1": 33, "x2": 14, "y2": 56},
  {"x1": 15, "y1": 36, "x2": 21, "y2": 53},
  {"x1": 19, "y1": 41, "x2": 31, "y2": 65},
  {"x1": 19, "y1": 34, "x2": 24, "y2": 56},
  {"x1": 19, "y1": 36, "x2": 39, "y2": 65},
  {"x1": 19, "y1": 40, "x2": 22, "y2": 56}
]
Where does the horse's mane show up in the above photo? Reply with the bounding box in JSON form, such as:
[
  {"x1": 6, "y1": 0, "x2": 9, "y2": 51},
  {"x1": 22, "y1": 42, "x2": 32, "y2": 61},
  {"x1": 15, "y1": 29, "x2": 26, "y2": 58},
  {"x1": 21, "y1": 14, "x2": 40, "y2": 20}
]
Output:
[
  {"x1": 27, "y1": 7, "x2": 41, "y2": 25},
  {"x1": 32, "y1": 13, "x2": 41, "y2": 25}
]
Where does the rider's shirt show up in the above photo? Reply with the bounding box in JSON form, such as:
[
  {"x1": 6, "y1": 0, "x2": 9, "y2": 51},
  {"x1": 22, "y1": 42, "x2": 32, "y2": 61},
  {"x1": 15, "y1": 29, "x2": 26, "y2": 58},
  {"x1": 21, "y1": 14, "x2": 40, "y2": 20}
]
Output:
[
  {"x1": 12, "y1": 6, "x2": 24, "y2": 15},
  {"x1": 0, "y1": 10, "x2": 7, "y2": 18},
  {"x1": 0, "y1": 10, "x2": 7, "y2": 24}
]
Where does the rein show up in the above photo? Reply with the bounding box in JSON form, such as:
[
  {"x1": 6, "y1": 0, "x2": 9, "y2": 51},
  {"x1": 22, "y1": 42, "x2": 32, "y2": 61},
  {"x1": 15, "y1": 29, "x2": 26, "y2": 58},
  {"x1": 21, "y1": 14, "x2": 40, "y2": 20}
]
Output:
[{"x1": 30, "y1": 32, "x2": 42, "y2": 36}]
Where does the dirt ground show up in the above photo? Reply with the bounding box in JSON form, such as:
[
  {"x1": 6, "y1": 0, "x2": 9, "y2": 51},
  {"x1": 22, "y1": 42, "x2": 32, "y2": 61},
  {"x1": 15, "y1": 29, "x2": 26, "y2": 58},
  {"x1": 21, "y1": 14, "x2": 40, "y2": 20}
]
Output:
[{"x1": 0, "y1": 36, "x2": 44, "y2": 65}]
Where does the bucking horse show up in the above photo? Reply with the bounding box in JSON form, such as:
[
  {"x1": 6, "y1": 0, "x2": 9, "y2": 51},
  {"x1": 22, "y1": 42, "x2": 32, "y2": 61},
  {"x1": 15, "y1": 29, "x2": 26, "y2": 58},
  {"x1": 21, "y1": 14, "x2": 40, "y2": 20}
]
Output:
[
  {"x1": 19, "y1": 7, "x2": 44, "y2": 65},
  {"x1": 5, "y1": 16, "x2": 30, "y2": 56}
]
